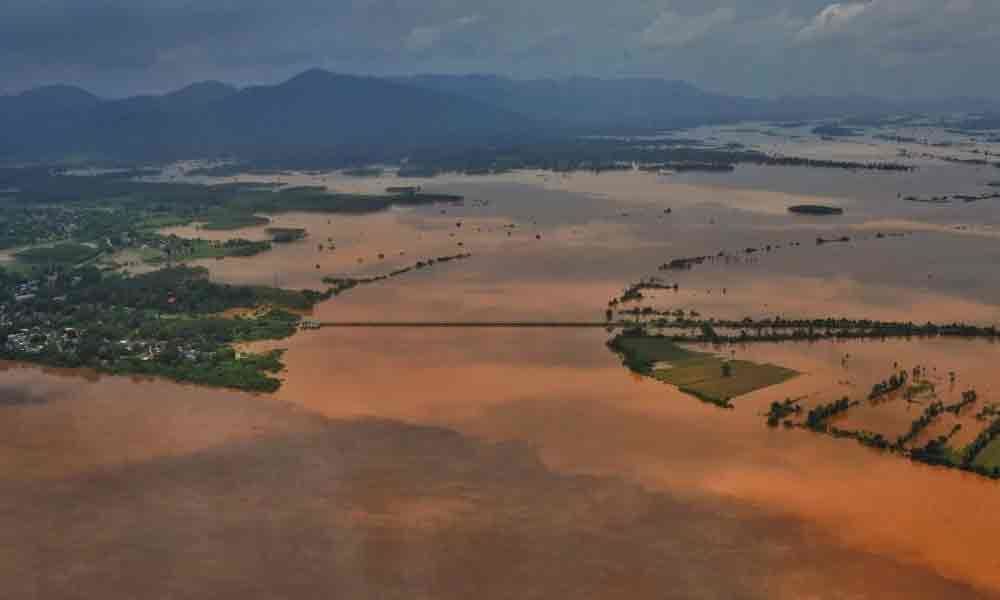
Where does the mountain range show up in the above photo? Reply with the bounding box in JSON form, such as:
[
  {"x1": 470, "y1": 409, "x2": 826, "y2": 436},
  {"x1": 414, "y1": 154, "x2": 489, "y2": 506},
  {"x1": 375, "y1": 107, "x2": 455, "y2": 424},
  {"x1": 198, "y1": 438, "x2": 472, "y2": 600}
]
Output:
[{"x1": 1, "y1": 69, "x2": 997, "y2": 164}]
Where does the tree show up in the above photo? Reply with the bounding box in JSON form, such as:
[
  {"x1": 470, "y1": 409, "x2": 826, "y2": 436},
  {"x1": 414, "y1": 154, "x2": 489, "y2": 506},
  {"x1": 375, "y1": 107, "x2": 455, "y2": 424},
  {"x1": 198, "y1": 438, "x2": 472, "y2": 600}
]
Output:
[{"x1": 721, "y1": 362, "x2": 733, "y2": 378}]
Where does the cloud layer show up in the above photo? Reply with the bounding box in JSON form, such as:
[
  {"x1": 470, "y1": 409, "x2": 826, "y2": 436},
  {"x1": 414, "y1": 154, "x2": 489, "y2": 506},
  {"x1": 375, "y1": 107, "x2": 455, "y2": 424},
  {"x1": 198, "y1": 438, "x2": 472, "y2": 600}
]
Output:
[{"x1": 2, "y1": 0, "x2": 999, "y2": 99}]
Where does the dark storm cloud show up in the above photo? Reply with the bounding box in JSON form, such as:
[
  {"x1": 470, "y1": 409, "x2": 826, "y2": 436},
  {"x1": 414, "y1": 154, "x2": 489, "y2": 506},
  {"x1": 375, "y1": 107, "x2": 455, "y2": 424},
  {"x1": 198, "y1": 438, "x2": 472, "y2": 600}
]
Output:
[{"x1": 2, "y1": 0, "x2": 999, "y2": 98}]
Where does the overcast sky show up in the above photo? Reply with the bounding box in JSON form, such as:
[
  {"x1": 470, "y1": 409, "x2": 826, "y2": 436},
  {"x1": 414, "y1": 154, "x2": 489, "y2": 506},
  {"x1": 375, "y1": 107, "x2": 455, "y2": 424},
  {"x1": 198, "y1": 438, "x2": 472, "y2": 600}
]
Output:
[{"x1": 4, "y1": 0, "x2": 999, "y2": 99}]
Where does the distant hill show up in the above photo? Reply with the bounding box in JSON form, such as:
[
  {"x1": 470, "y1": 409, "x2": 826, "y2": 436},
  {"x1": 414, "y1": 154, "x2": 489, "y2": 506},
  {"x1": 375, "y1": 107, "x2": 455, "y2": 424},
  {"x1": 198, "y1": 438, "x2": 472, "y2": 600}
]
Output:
[
  {"x1": 0, "y1": 85, "x2": 104, "y2": 160},
  {"x1": 398, "y1": 74, "x2": 769, "y2": 130},
  {"x1": 2, "y1": 69, "x2": 998, "y2": 164},
  {"x1": 0, "y1": 70, "x2": 539, "y2": 162},
  {"x1": 192, "y1": 69, "x2": 540, "y2": 159},
  {"x1": 164, "y1": 81, "x2": 240, "y2": 108},
  {"x1": 400, "y1": 75, "x2": 1000, "y2": 131},
  {"x1": 0, "y1": 84, "x2": 101, "y2": 116}
]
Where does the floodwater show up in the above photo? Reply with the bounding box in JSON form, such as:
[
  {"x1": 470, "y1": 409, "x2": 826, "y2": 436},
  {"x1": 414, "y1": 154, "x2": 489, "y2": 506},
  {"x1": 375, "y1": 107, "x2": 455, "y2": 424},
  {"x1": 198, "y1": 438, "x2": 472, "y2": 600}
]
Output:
[{"x1": 6, "y1": 130, "x2": 1000, "y2": 598}]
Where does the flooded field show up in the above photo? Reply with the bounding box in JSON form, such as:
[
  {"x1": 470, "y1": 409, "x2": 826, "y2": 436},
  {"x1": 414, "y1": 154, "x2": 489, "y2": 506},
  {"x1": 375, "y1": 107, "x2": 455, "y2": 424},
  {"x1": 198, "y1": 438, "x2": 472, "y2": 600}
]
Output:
[{"x1": 7, "y1": 129, "x2": 1000, "y2": 597}]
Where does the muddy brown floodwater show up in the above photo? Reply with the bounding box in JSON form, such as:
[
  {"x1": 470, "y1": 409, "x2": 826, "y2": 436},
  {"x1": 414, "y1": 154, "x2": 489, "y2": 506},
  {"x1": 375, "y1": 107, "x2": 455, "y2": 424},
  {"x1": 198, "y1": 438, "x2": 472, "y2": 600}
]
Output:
[{"x1": 5, "y1": 164, "x2": 1000, "y2": 598}]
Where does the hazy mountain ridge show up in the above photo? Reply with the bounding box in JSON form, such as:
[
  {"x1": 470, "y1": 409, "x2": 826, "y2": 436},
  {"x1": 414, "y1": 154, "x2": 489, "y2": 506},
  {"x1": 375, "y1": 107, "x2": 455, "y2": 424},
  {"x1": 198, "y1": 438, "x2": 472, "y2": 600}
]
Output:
[
  {"x1": 397, "y1": 74, "x2": 769, "y2": 130},
  {"x1": 2, "y1": 69, "x2": 998, "y2": 163},
  {"x1": 400, "y1": 75, "x2": 1000, "y2": 128},
  {"x1": 0, "y1": 70, "x2": 540, "y2": 162}
]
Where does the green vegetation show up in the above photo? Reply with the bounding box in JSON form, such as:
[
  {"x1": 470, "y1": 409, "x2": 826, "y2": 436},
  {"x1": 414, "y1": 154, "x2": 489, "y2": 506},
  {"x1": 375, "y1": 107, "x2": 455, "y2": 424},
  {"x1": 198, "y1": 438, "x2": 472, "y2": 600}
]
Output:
[
  {"x1": 15, "y1": 243, "x2": 102, "y2": 265},
  {"x1": 607, "y1": 332, "x2": 702, "y2": 374},
  {"x1": 972, "y1": 439, "x2": 1000, "y2": 471},
  {"x1": 904, "y1": 379, "x2": 936, "y2": 401},
  {"x1": 812, "y1": 124, "x2": 863, "y2": 138},
  {"x1": 266, "y1": 227, "x2": 307, "y2": 243},
  {"x1": 897, "y1": 401, "x2": 946, "y2": 447},
  {"x1": 322, "y1": 253, "x2": 472, "y2": 295},
  {"x1": 146, "y1": 237, "x2": 272, "y2": 263},
  {"x1": 788, "y1": 204, "x2": 844, "y2": 216},
  {"x1": 68, "y1": 265, "x2": 329, "y2": 313},
  {"x1": 0, "y1": 265, "x2": 329, "y2": 392},
  {"x1": 0, "y1": 165, "x2": 459, "y2": 394},
  {"x1": 0, "y1": 166, "x2": 462, "y2": 266},
  {"x1": 805, "y1": 397, "x2": 854, "y2": 431},
  {"x1": 608, "y1": 230, "x2": 1000, "y2": 480},
  {"x1": 608, "y1": 332, "x2": 797, "y2": 408},
  {"x1": 870, "y1": 371, "x2": 910, "y2": 400},
  {"x1": 657, "y1": 359, "x2": 796, "y2": 408},
  {"x1": 945, "y1": 389, "x2": 979, "y2": 414},
  {"x1": 229, "y1": 186, "x2": 463, "y2": 216},
  {"x1": 127, "y1": 348, "x2": 286, "y2": 393},
  {"x1": 201, "y1": 213, "x2": 270, "y2": 230},
  {"x1": 390, "y1": 138, "x2": 913, "y2": 176},
  {"x1": 963, "y1": 417, "x2": 1000, "y2": 471},
  {"x1": 766, "y1": 398, "x2": 801, "y2": 427},
  {"x1": 139, "y1": 215, "x2": 193, "y2": 229}
]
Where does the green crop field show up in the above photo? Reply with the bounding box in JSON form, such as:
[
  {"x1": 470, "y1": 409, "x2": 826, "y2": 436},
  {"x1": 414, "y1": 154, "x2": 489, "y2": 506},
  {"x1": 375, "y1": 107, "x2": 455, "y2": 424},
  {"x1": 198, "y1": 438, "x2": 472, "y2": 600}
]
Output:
[
  {"x1": 609, "y1": 333, "x2": 798, "y2": 407},
  {"x1": 659, "y1": 360, "x2": 798, "y2": 407},
  {"x1": 201, "y1": 213, "x2": 270, "y2": 230}
]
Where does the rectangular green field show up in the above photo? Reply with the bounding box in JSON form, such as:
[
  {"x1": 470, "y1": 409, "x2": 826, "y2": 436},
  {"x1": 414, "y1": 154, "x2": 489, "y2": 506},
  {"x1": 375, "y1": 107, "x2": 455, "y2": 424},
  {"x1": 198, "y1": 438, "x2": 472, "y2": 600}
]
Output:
[
  {"x1": 609, "y1": 333, "x2": 798, "y2": 407},
  {"x1": 653, "y1": 357, "x2": 727, "y2": 386},
  {"x1": 655, "y1": 359, "x2": 796, "y2": 404},
  {"x1": 679, "y1": 361, "x2": 797, "y2": 401}
]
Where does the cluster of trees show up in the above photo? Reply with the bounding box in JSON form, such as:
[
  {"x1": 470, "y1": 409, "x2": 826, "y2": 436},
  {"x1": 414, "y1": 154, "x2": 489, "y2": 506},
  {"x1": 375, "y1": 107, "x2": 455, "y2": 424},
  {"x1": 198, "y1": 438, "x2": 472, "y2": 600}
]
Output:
[
  {"x1": 606, "y1": 330, "x2": 700, "y2": 376},
  {"x1": 391, "y1": 138, "x2": 916, "y2": 178},
  {"x1": 611, "y1": 279, "x2": 678, "y2": 306},
  {"x1": 266, "y1": 227, "x2": 307, "y2": 243},
  {"x1": 806, "y1": 397, "x2": 853, "y2": 431},
  {"x1": 909, "y1": 432, "x2": 960, "y2": 467},
  {"x1": 69, "y1": 266, "x2": 326, "y2": 314},
  {"x1": 612, "y1": 312, "x2": 1000, "y2": 346},
  {"x1": 322, "y1": 253, "x2": 472, "y2": 295},
  {"x1": 0, "y1": 262, "x2": 317, "y2": 391},
  {"x1": 816, "y1": 235, "x2": 851, "y2": 245},
  {"x1": 766, "y1": 398, "x2": 801, "y2": 427},
  {"x1": 897, "y1": 401, "x2": 946, "y2": 447},
  {"x1": 660, "y1": 256, "x2": 710, "y2": 271},
  {"x1": 821, "y1": 426, "x2": 892, "y2": 450},
  {"x1": 114, "y1": 348, "x2": 286, "y2": 393},
  {"x1": 235, "y1": 186, "x2": 463, "y2": 216},
  {"x1": 0, "y1": 205, "x2": 137, "y2": 250},
  {"x1": 946, "y1": 389, "x2": 979, "y2": 415},
  {"x1": 649, "y1": 229, "x2": 911, "y2": 280},
  {"x1": 976, "y1": 403, "x2": 999, "y2": 422},
  {"x1": 870, "y1": 371, "x2": 909, "y2": 400},
  {"x1": 150, "y1": 236, "x2": 272, "y2": 263},
  {"x1": 788, "y1": 205, "x2": 844, "y2": 216},
  {"x1": 751, "y1": 155, "x2": 912, "y2": 171}
]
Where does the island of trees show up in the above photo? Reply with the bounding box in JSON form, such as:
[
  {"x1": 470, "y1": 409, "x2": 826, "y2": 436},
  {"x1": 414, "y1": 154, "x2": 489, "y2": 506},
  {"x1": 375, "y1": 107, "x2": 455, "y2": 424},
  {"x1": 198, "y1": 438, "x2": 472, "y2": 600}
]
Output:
[{"x1": 788, "y1": 204, "x2": 844, "y2": 216}]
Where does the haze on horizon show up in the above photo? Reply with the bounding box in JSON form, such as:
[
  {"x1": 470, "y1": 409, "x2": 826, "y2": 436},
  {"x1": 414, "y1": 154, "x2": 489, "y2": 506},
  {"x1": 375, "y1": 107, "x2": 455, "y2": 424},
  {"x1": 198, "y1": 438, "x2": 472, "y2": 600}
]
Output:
[{"x1": 4, "y1": 0, "x2": 1000, "y2": 100}]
